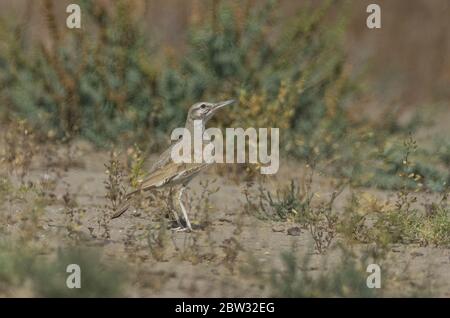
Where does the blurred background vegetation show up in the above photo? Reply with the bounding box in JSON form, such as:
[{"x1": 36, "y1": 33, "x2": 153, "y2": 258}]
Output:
[
  {"x1": 0, "y1": 0, "x2": 449, "y2": 297},
  {"x1": 0, "y1": 0, "x2": 449, "y2": 191}
]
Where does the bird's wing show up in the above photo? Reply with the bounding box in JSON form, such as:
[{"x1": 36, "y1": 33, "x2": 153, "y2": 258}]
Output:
[
  {"x1": 113, "y1": 161, "x2": 207, "y2": 219},
  {"x1": 133, "y1": 161, "x2": 208, "y2": 194},
  {"x1": 147, "y1": 142, "x2": 177, "y2": 173}
]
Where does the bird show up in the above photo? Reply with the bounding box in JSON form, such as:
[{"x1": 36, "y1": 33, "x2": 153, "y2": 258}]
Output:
[{"x1": 111, "y1": 99, "x2": 235, "y2": 232}]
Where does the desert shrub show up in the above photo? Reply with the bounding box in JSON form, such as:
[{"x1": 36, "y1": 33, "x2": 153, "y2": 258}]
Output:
[
  {"x1": 168, "y1": 0, "x2": 446, "y2": 191},
  {"x1": 340, "y1": 188, "x2": 450, "y2": 248},
  {"x1": 332, "y1": 129, "x2": 449, "y2": 192},
  {"x1": 338, "y1": 135, "x2": 450, "y2": 247},
  {"x1": 244, "y1": 166, "x2": 345, "y2": 253},
  {"x1": 0, "y1": 119, "x2": 37, "y2": 181},
  {"x1": 364, "y1": 137, "x2": 447, "y2": 191},
  {"x1": 435, "y1": 139, "x2": 450, "y2": 167},
  {"x1": 0, "y1": 175, "x2": 13, "y2": 204},
  {"x1": 169, "y1": 0, "x2": 357, "y2": 161},
  {"x1": 104, "y1": 150, "x2": 127, "y2": 212},
  {"x1": 246, "y1": 159, "x2": 450, "y2": 249},
  {"x1": 0, "y1": 0, "x2": 446, "y2": 193},
  {"x1": 244, "y1": 179, "x2": 309, "y2": 222},
  {"x1": 419, "y1": 204, "x2": 450, "y2": 247},
  {"x1": 0, "y1": 0, "x2": 357, "y2": 155},
  {"x1": 0, "y1": 1, "x2": 169, "y2": 146},
  {"x1": 0, "y1": 179, "x2": 48, "y2": 246}
]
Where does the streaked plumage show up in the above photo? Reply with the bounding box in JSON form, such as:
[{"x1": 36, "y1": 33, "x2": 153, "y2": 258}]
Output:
[{"x1": 111, "y1": 100, "x2": 235, "y2": 231}]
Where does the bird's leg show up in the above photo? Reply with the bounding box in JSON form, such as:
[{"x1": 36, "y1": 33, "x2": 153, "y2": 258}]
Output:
[
  {"x1": 168, "y1": 187, "x2": 183, "y2": 228},
  {"x1": 178, "y1": 186, "x2": 193, "y2": 231},
  {"x1": 171, "y1": 210, "x2": 183, "y2": 228}
]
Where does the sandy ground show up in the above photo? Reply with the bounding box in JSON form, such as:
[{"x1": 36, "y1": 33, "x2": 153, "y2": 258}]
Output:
[
  {"x1": 5, "y1": 144, "x2": 445, "y2": 298},
  {"x1": 1, "y1": 105, "x2": 449, "y2": 297}
]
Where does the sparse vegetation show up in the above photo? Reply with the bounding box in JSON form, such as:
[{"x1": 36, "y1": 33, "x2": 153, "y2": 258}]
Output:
[
  {"x1": 0, "y1": 0, "x2": 448, "y2": 298},
  {"x1": 269, "y1": 246, "x2": 379, "y2": 297},
  {"x1": 244, "y1": 163, "x2": 345, "y2": 253},
  {"x1": 1, "y1": 119, "x2": 37, "y2": 182},
  {"x1": 104, "y1": 151, "x2": 127, "y2": 213},
  {"x1": 63, "y1": 188, "x2": 85, "y2": 243}
]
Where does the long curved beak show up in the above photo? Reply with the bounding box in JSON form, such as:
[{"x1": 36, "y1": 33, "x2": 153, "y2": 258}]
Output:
[{"x1": 212, "y1": 99, "x2": 235, "y2": 112}]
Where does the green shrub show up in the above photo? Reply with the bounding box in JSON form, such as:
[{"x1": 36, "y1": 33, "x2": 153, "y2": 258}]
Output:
[
  {"x1": 0, "y1": 1, "x2": 166, "y2": 146},
  {"x1": 172, "y1": 0, "x2": 356, "y2": 160},
  {"x1": 1, "y1": 0, "x2": 446, "y2": 194},
  {"x1": 0, "y1": 0, "x2": 356, "y2": 155},
  {"x1": 340, "y1": 189, "x2": 450, "y2": 248}
]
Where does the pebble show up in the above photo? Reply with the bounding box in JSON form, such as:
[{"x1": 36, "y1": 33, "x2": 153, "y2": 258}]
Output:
[{"x1": 287, "y1": 226, "x2": 301, "y2": 236}]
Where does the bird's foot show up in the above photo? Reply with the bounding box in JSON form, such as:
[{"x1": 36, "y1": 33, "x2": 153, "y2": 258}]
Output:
[{"x1": 171, "y1": 226, "x2": 192, "y2": 233}]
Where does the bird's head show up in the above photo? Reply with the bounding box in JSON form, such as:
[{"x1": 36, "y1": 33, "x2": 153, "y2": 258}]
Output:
[{"x1": 188, "y1": 100, "x2": 235, "y2": 122}]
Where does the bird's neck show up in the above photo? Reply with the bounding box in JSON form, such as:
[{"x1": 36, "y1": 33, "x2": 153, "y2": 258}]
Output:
[{"x1": 185, "y1": 118, "x2": 205, "y2": 133}]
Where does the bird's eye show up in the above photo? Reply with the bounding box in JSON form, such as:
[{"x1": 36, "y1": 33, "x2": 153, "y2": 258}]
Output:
[{"x1": 200, "y1": 104, "x2": 206, "y2": 109}]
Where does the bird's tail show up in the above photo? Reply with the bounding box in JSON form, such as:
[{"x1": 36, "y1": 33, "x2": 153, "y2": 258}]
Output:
[
  {"x1": 110, "y1": 188, "x2": 149, "y2": 219},
  {"x1": 111, "y1": 199, "x2": 131, "y2": 219}
]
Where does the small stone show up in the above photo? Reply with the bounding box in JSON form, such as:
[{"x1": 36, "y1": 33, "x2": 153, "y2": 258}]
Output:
[
  {"x1": 411, "y1": 252, "x2": 424, "y2": 257},
  {"x1": 287, "y1": 226, "x2": 301, "y2": 236},
  {"x1": 271, "y1": 225, "x2": 285, "y2": 233}
]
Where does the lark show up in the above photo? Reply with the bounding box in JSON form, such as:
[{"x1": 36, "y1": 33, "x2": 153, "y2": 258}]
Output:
[{"x1": 111, "y1": 100, "x2": 235, "y2": 231}]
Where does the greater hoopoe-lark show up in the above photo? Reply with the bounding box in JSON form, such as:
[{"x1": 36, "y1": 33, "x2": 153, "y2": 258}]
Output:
[{"x1": 111, "y1": 100, "x2": 235, "y2": 231}]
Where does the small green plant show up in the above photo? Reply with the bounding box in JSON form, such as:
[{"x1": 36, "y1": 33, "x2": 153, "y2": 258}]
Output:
[
  {"x1": 244, "y1": 163, "x2": 344, "y2": 253},
  {"x1": 63, "y1": 188, "x2": 85, "y2": 243},
  {"x1": 244, "y1": 173, "x2": 316, "y2": 224},
  {"x1": 146, "y1": 216, "x2": 169, "y2": 262},
  {"x1": 0, "y1": 175, "x2": 13, "y2": 208},
  {"x1": 419, "y1": 188, "x2": 450, "y2": 246},
  {"x1": 102, "y1": 150, "x2": 126, "y2": 238},
  {"x1": 436, "y1": 139, "x2": 450, "y2": 167},
  {"x1": 188, "y1": 179, "x2": 220, "y2": 227},
  {"x1": 123, "y1": 223, "x2": 145, "y2": 264},
  {"x1": 340, "y1": 189, "x2": 450, "y2": 248},
  {"x1": 1, "y1": 119, "x2": 37, "y2": 182},
  {"x1": 338, "y1": 134, "x2": 450, "y2": 248},
  {"x1": 0, "y1": 181, "x2": 47, "y2": 246},
  {"x1": 104, "y1": 151, "x2": 127, "y2": 212},
  {"x1": 395, "y1": 133, "x2": 420, "y2": 213},
  {"x1": 304, "y1": 187, "x2": 343, "y2": 253},
  {"x1": 127, "y1": 144, "x2": 146, "y2": 189},
  {"x1": 179, "y1": 232, "x2": 203, "y2": 265}
]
